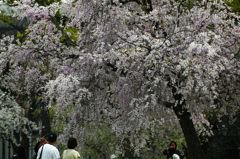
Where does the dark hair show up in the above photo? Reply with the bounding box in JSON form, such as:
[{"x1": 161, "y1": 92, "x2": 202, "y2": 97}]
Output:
[
  {"x1": 168, "y1": 147, "x2": 176, "y2": 157},
  {"x1": 14, "y1": 146, "x2": 27, "y2": 159},
  {"x1": 169, "y1": 141, "x2": 177, "y2": 149},
  {"x1": 48, "y1": 133, "x2": 57, "y2": 142},
  {"x1": 67, "y1": 138, "x2": 77, "y2": 149},
  {"x1": 17, "y1": 146, "x2": 26, "y2": 155}
]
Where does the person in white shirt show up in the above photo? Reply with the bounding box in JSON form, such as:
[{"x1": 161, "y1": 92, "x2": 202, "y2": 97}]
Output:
[
  {"x1": 172, "y1": 154, "x2": 180, "y2": 159},
  {"x1": 62, "y1": 137, "x2": 81, "y2": 159},
  {"x1": 37, "y1": 132, "x2": 60, "y2": 159},
  {"x1": 110, "y1": 154, "x2": 117, "y2": 159}
]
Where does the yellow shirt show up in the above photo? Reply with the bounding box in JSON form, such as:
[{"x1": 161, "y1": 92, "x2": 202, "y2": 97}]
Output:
[{"x1": 62, "y1": 149, "x2": 81, "y2": 159}]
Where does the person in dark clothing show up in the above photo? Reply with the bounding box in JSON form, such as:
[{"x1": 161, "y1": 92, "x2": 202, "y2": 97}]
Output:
[
  {"x1": 11, "y1": 146, "x2": 28, "y2": 159},
  {"x1": 163, "y1": 141, "x2": 184, "y2": 159},
  {"x1": 32, "y1": 137, "x2": 47, "y2": 159}
]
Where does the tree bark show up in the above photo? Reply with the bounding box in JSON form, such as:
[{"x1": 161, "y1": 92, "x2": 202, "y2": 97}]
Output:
[
  {"x1": 173, "y1": 105, "x2": 208, "y2": 159},
  {"x1": 41, "y1": 104, "x2": 51, "y2": 137},
  {"x1": 122, "y1": 138, "x2": 139, "y2": 159}
]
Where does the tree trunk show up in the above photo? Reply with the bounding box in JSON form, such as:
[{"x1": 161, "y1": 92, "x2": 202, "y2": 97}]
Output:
[
  {"x1": 41, "y1": 104, "x2": 51, "y2": 137},
  {"x1": 173, "y1": 106, "x2": 208, "y2": 159},
  {"x1": 122, "y1": 138, "x2": 138, "y2": 159}
]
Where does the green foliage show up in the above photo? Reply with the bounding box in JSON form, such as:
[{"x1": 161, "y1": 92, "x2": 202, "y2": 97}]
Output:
[
  {"x1": 49, "y1": 10, "x2": 78, "y2": 46},
  {"x1": 141, "y1": 5, "x2": 148, "y2": 10},
  {"x1": 60, "y1": 27, "x2": 79, "y2": 43},
  {"x1": 76, "y1": 125, "x2": 119, "y2": 159},
  {"x1": 0, "y1": 7, "x2": 17, "y2": 24},
  {"x1": 6, "y1": 0, "x2": 15, "y2": 5},
  {"x1": 54, "y1": 10, "x2": 70, "y2": 27},
  {"x1": 0, "y1": 14, "x2": 14, "y2": 24},
  {"x1": 226, "y1": 0, "x2": 240, "y2": 13},
  {"x1": 17, "y1": 31, "x2": 27, "y2": 43}
]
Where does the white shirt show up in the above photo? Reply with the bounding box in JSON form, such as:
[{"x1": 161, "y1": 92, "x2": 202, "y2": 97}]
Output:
[
  {"x1": 172, "y1": 154, "x2": 180, "y2": 159},
  {"x1": 37, "y1": 143, "x2": 60, "y2": 159}
]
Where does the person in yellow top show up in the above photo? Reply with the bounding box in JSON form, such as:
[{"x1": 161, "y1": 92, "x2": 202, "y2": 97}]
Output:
[{"x1": 62, "y1": 138, "x2": 81, "y2": 159}]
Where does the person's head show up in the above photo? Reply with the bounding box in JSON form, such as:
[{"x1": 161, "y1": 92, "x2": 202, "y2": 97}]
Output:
[
  {"x1": 67, "y1": 137, "x2": 78, "y2": 149},
  {"x1": 169, "y1": 141, "x2": 177, "y2": 149},
  {"x1": 39, "y1": 137, "x2": 47, "y2": 146},
  {"x1": 34, "y1": 137, "x2": 47, "y2": 153},
  {"x1": 39, "y1": 137, "x2": 47, "y2": 143},
  {"x1": 48, "y1": 132, "x2": 57, "y2": 144}
]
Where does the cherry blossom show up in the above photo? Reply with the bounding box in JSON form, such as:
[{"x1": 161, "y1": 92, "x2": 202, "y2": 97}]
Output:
[{"x1": 1, "y1": 0, "x2": 239, "y2": 158}]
